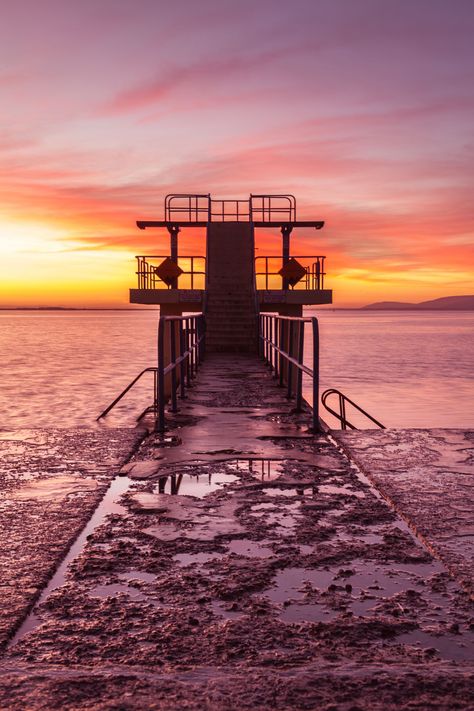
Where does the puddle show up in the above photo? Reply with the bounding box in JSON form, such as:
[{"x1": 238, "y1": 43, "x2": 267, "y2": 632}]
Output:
[
  {"x1": 396, "y1": 629, "x2": 474, "y2": 662},
  {"x1": 174, "y1": 552, "x2": 220, "y2": 566},
  {"x1": 89, "y1": 582, "x2": 159, "y2": 608},
  {"x1": 226, "y1": 459, "x2": 285, "y2": 481},
  {"x1": 118, "y1": 570, "x2": 156, "y2": 583},
  {"x1": 153, "y1": 470, "x2": 239, "y2": 498},
  {"x1": 272, "y1": 487, "x2": 315, "y2": 498},
  {"x1": 266, "y1": 568, "x2": 336, "y2": 604},
  {"x1": 319, "y1": 483, "x2": 366, "y2": 499},
  {"x1": 9, "y1": 476, "x2": 132, "y2": 646},
  {"x1": 227, "y1": 539, "x2": 273, "y2": 558},
  {"x1": 280, "y1": 602, "x2": 338, "y2": 623},
  {"x1": 11, "y1": 476, "x2": 98, "y2": 501},
  {"x1": 211, "y1": 600, "x2": 243, "y2": 620}
]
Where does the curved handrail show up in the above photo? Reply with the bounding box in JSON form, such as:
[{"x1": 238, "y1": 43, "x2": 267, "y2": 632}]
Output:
[
  {"x1": 97, "y1": 367, "x2": 157, "y2": 420},
  {"x1": 321, "y1": 388, "x2": 385, "y2": 430}
]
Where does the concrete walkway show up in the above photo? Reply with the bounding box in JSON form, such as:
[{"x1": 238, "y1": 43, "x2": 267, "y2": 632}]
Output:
[{"x1": 0, "y1": 355, "x2": 473, "y2": 709}]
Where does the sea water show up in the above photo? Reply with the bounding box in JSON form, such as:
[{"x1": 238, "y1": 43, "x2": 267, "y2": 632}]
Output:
[{"x1": 0, "y1": 309, "x2": 472, "y2": 429}]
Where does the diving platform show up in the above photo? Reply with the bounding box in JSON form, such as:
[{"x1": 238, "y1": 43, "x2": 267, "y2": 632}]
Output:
[{"x1": 130, "y1": 194, "x2": 332, "y2": 331}]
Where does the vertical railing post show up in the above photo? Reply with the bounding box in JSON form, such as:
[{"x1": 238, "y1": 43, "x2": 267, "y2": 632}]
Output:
[
  {"x1": 311, "y1": 317, "x2": 320, "y2": 432},
  {"x1": 185, "y1": 318, "x2": 192, "y2": 387},
  {"x1": 269, "y1": 316, "x2": 273, "y2": 370},
  {"x1": 340, "y1": 393, "x2": 346, "y2": 430},
  {"x1": 295, "y1": 320, "x2": 304, "y2": 411},
  {"x1": 157, "y1": 317, "x2": 166, "y2": 432},
  {"x1": 287, "y1": 320, "x2": 294, "y2": 399},
  {"x1": 202, "y1": 314, "x2": 206, "y2": 361},
  {"x1": 170, "y1": 320, "x2": 178, "y2": 413},
  {"x1": 179, "y1": 321, "x2": 186, "y2": 399},
  {"x1": 279, "y1": 318, "x2": 285, "y2": 387},
  {"x1": 264, "y1": 315, "x2": 268, "y2": 362},
  {"x1": 274, "y1": 317, "x2": 279, "y2": 380},
  {"x1": 197, "y1": 316, "x2": 202, "y2": 364}
]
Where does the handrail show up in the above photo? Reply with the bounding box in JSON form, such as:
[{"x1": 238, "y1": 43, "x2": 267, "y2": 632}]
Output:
[
  {"x1": 259, "y1": 313, "x2": 320, "y2": 432},
  {"x1": 97, "y1": 367, "x2": 158, "y2": 420},
  {"x1": 321, "y1": 389, "x2": 385, "y2": 430},
  {"x1": 97, "y1": 313, "x2": 206, "y2": 430}
]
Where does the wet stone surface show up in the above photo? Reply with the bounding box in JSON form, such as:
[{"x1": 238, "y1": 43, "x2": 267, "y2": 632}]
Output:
[
  {"x1": 336, "y1": 429, "x2": 474, "y2": 597},
  {"x1": 0, "y1": 358, "x2": 473, "y2": 709},
  {"x1": 0, "y1": 428, "x2": 144, "y2": 649}
]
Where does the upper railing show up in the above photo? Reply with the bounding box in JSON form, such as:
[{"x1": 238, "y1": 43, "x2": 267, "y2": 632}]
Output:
[
  {"x1": 164, "y1": 194, "x2": 210, "y2": 222},
  {"x1": 250, "y1": 194, "x2": 296, "y2": 222},
  {"x1": 161, "y1": 193, "x2": 304, "y2": 225},
  {"x1": 255, "y1": 256, "x2": 326, "y2": 290}
]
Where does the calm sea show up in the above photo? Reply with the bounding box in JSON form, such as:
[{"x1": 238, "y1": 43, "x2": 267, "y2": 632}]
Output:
[{"x1": 0, "y1": 310, "x2": 472, "y2": 430}]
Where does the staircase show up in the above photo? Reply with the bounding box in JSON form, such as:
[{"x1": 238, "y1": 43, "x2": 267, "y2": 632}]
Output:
[{"x1": 205, "y1": 223, "x2": 258, "y2": 352}]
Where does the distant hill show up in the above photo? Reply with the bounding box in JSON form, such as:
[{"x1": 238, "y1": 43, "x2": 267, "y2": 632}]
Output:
[{"x1": 361, "y1": 295, "x2": 474, "y2": 311}]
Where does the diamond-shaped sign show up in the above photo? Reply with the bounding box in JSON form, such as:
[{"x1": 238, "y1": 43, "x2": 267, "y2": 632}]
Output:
[
  {"x1": 154, "y1": 257, "x2": 183, "y2": 286},
  {"x1": 278, "y1": 258, "x2": 306, "y2": 287}
]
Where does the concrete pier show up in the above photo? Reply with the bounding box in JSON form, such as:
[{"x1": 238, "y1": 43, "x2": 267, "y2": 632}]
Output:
[{"x1": 0, "y1": 359, "x2": 473, "y2": 709}]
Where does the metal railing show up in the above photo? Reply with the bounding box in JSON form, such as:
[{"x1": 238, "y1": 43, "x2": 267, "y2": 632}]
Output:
[
  {"x1": 259, "y1": 313, "x2": 320, "y2": 432},
  {"x1": 210, "y1": 199, "x2": 251, "y2": 221},
  {"x1": 163, "y1": 193, "x2": 298, "y2": 223},
  {"x1": 136, "y1": 255, "x2": 206, "y2": 290},
  {"x1": 250, "y1": 194, "x2": 296, "y2": 222},
  {"x1": 97, "y1": 313, "x2": 206, "y2": 431},
  {"x1": 321, "y1": 389, "x2": 385, "y2": 430},
  {"x1": 165, "y1": 194, "x2": 210, "y2": 222},
  {"x1": 255, "y1": 256, "x2": 326, "y2": 290}
]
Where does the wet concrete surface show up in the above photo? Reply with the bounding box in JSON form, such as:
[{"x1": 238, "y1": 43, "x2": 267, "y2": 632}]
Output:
[
  {"x1": 0, "y1": 358, "x2": 473, "y2": 709},
  {"x1": 335, "y1": 429, "x2": 474, "y2": 598},
  {"x1": 0, "y1": 428, "x2": 144, "y2": 649}
]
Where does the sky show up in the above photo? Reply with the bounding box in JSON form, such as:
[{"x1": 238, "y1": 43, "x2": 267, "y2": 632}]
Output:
[{"x1": 0, "y1": 0, "x2": 473, "y2": 307}]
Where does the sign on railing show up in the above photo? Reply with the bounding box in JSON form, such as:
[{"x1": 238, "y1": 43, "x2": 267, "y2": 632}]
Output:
[
  {"x1": 136, "y1": 255, "x2": 206, "y2": 290},
  {"x1": 255, "y1": 256, "x2": 326, "y2": 290}
]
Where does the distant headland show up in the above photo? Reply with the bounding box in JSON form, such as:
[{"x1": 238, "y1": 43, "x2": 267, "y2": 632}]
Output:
[{"x1": 361, "y1": 295, "x2": 474, "y2": 311}]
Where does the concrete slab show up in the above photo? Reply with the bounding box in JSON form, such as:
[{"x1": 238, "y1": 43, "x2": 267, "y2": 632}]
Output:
[
  {"x1": 0, "y1": 366, "x2": 473, "y2": 709},
  {"x1": 335, "y1": 429, "x2": 474, "y2": 597},
  {"x1": 0, "y1": 427, "x2": 144, "y2": 648}
]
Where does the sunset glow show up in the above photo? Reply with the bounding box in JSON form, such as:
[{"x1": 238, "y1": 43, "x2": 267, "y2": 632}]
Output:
[{"x1": 1, "y1": 0, "x2": 473, "y2": 307}]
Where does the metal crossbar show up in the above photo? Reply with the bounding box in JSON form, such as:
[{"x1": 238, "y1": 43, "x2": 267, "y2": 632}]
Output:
[
  {"x1": 321, "y1": 389, "x2": 385, "y2": 430},
  {"x1": 97, "y1": 313, "x2": 206, "y2": 430},
  {"x1": 259, "y1": 313, "x2": 320, "y2": 432}
]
